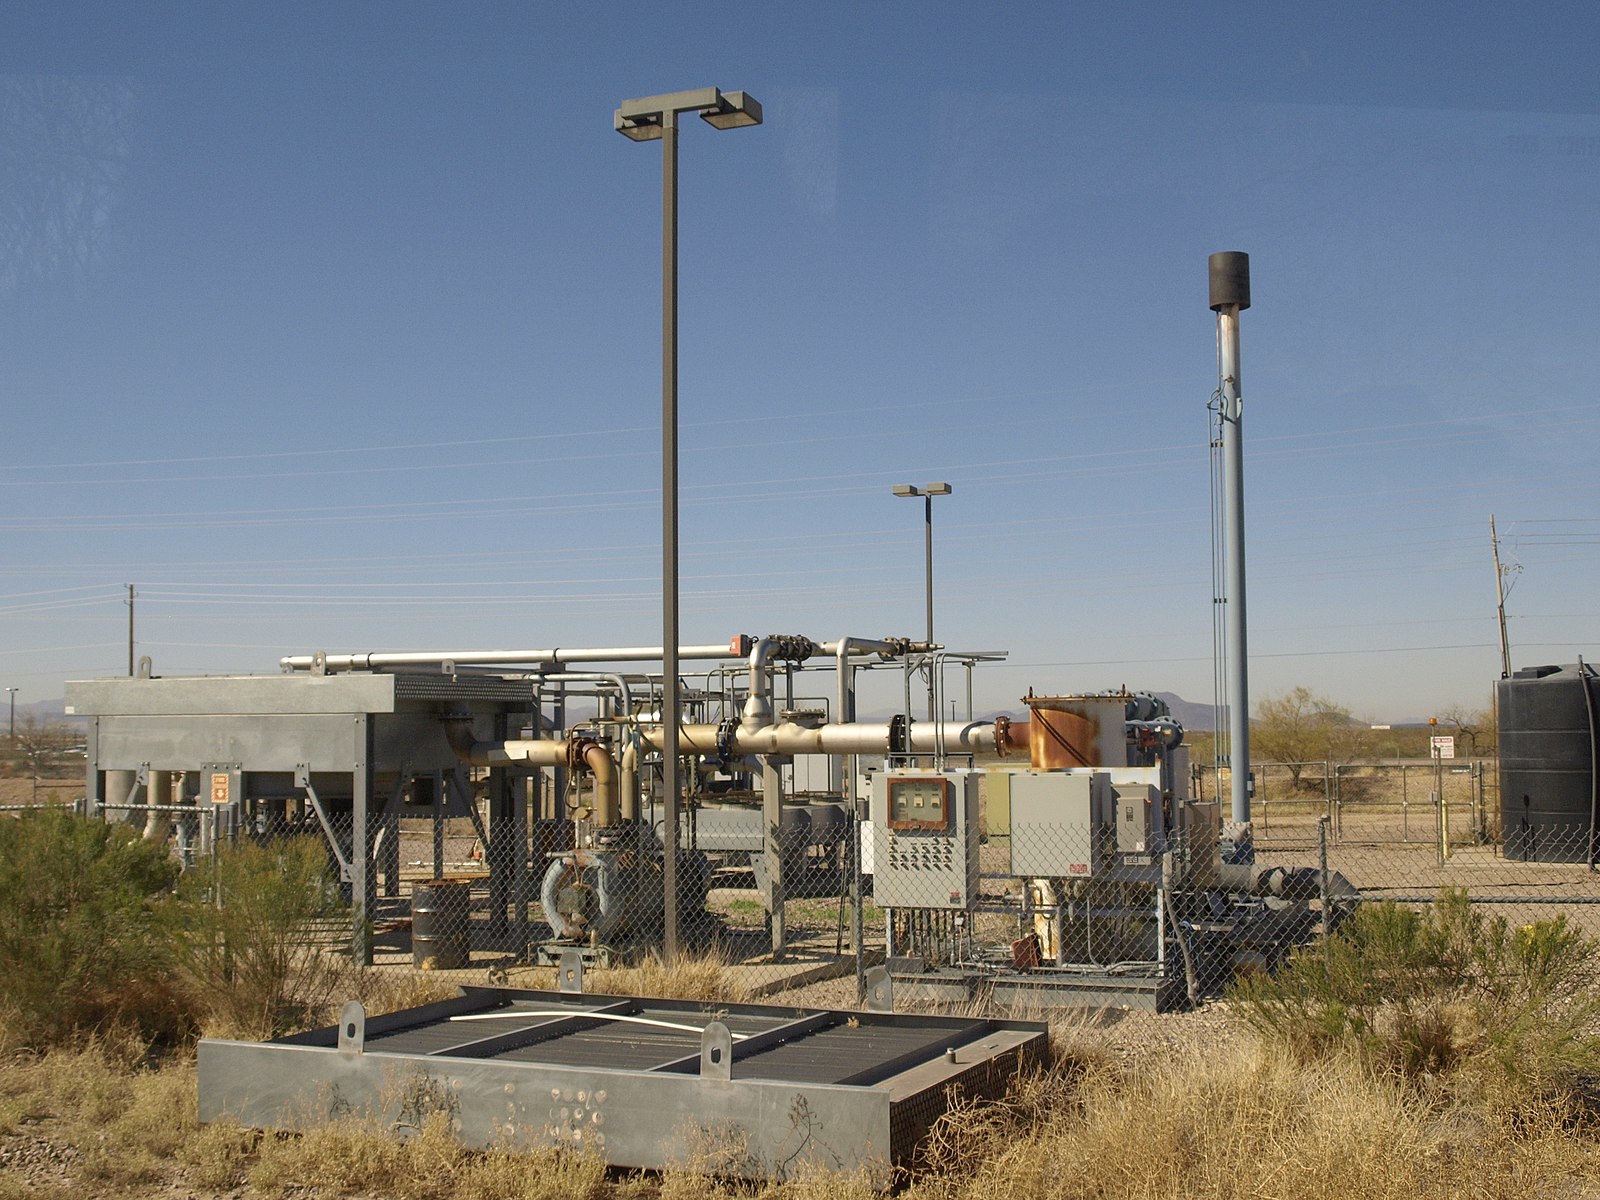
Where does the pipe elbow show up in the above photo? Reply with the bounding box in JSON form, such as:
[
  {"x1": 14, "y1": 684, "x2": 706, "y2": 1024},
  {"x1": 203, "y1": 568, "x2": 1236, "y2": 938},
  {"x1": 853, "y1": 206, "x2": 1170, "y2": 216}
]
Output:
[
  {"x1": 442, "y1": 715, "x2": 489, "y2": 767},
  {"x1": 576, "y1": 739, "x2": 619, "y2": 827}
]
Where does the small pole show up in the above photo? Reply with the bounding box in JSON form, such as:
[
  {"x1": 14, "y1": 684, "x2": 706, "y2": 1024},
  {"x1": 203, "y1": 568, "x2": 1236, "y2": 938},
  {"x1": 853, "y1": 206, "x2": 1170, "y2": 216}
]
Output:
[
  {"x1": 1317, "y1": 816, "x2": 1331, "y2": 965},
  {"x1": 1491, "y1": 515, "x2": 1512, "y2": 678},
  {"x1": 127, "y1": 584, "x2": 135, "y2": 676}
]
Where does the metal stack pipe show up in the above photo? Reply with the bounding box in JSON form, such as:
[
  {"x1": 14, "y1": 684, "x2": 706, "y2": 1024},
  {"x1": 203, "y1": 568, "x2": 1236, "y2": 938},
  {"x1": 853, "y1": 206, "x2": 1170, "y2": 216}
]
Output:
[{"x1": 1210, "y1": 250, "x2": 1253, "y2": 830}]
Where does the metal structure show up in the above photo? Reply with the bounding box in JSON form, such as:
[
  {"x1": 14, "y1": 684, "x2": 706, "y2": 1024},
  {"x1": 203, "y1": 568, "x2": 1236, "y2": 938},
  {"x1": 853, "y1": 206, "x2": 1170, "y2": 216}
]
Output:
[
  {"x1": 616, "y1": 85, "x2": 763, "y2": 961},
  {"x1": 872, "y1": 691, "x2": 1356, "y2": 1010},
  {"x1": 1209, "y1": 250, "x2": 1253, "y2": 834},
  {"x1": 198, "y1": 984, "x2": 1048, "y2": 1183},
  {"x1": 69, "y1": 638, "x2": 1358, "y2": 1006},
  {"x1": 68, "y1": 635, "x2": 1013, "y2": 968},
  {"x1": 65, "y1": 670, "x2": 540, "y2": 962}
]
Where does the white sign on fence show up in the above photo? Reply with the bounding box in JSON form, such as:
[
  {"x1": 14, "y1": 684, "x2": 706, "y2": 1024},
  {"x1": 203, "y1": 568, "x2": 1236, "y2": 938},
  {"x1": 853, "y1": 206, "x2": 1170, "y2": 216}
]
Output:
[{"x1": 1430, "y1": 735, "x2": 1456, "y2": 759}]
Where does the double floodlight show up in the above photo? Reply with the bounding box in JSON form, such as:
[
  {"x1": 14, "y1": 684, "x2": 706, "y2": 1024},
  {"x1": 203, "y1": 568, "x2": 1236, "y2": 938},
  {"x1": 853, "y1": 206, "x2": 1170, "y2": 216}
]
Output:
[
  {"x1": 614, "y1": 87, "x2": 763, "y2": 141},
  {"x1": 892, "y1": 482, "x2": 953, "y2": 498}
]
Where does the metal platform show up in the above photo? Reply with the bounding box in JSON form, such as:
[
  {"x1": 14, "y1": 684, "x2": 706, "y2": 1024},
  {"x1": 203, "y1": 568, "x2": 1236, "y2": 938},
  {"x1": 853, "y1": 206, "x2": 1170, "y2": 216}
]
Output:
[
  {"x1": 888, "y1": 963, "x2": 1185, "y2": 1011},
  {"x1": 198, "y1": 987, "x2": 1048, "y2": 1183}
]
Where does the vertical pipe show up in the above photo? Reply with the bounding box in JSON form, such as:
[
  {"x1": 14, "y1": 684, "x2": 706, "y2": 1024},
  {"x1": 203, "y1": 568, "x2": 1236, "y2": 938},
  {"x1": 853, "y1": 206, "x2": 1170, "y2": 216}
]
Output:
[
  {"x1": 1210, "y1": 251, "x2": 1252, "y2": 829},
  {"x1": 352, "y1": 715, "x2": 373, "y2": 966},
  {"x1": 924, "y1": 496, "x2": 936, "y2": 720},
  {"x1": 660, "y1": 114, "x2": 682, "y2": 961},
  {"x1": 762, "y1": 755, "x2": 786, "y2": 959}
]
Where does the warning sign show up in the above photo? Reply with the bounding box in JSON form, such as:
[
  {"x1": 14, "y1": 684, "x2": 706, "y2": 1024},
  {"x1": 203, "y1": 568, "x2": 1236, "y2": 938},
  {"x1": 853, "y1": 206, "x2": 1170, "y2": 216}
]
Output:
[
  {"x1": 1430, "y1": 736, "x2": 1456, "y2": 759},
  {"x1": 210, "y1": 772, "x2": 231, "y2": 804}
]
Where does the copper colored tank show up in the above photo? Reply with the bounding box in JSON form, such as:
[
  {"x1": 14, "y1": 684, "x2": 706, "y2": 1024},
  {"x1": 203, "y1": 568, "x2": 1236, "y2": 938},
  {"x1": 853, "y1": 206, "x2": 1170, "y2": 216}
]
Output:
[{"x1": 1023, "y1": 694, "x2": 1126, "y2": 770}]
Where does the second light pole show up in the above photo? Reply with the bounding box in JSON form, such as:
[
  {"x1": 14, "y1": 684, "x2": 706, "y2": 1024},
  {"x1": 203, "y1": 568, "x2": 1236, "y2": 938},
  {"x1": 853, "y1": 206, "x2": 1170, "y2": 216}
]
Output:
[
  {"x1": 892, "y1": 482, "x2": 952, "y2": 718},
  {"x1": 617, "y1": 87, "x2": 762, "y2": 959}
]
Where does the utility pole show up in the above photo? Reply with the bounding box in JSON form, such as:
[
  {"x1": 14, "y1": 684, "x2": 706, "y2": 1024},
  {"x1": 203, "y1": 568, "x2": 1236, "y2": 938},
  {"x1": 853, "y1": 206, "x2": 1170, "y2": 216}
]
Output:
[
  {"x1": 127, "y1": 584, "x2": 135, "y2": 676},
  {"x1": 1490, "y1": 516, "x2": 1511, "y2": 678}
]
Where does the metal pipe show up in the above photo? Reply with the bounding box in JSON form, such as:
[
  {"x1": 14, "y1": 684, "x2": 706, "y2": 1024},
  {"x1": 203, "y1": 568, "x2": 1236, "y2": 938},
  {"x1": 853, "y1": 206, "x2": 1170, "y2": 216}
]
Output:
[
  {"x1": 543, "y1": 672, "x2": 634, "y2": 719},
  {"x1": 660, "y1": 107, "x2": 683, "y2": 961},
  {"x1": 742, "y1": 636, "x2": 778, "y2": 731},
  {"x1": 1210, "y1": 250, "x2": 1252, "y2": 828},
  {"x1": 279, "y1": 642, "x2": 742, "y2": 673},
  {"x1": 442, "y1": 720, "x2": 619, "y2": 828}
]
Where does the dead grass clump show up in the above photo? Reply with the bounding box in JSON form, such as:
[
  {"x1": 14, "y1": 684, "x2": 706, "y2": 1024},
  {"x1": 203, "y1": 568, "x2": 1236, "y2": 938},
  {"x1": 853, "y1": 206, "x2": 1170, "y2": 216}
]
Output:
[
  {"x1": 246, "y1": 1110, "x2": 614, "y2": 1200},
  {"x1": 0, "y1": 1039, "x2": 201, "y2": 1189},
  {"x1": 534, "y1": 950, "x2": 752, "y2": 1005},
  {"x1": 902, "y1": 1041, "x2": 1590, "y2": 1200},
  {"x1": 340, "y1": 964, "x2": 465, "y2": 1018}
]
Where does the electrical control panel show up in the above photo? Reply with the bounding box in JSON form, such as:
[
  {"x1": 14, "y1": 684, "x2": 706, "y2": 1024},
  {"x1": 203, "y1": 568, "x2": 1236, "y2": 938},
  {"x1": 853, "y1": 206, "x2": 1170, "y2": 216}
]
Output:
[
  {"x1": 1007, "y1": 770, "x2": 1112, "y2": 878},
  {"x1": 1114, "y1": 782, "x2": 1158, "y2": 854},
  {"x1": 869, "y1": 769, "x2": 980, "y2": 910}
]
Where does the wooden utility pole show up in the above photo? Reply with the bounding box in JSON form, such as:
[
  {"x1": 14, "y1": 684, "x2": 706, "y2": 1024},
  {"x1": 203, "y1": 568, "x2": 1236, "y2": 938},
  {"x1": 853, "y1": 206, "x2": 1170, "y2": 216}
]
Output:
[{"x1": 1490, "y1": 517, "x2": 1511, "y2": 678}]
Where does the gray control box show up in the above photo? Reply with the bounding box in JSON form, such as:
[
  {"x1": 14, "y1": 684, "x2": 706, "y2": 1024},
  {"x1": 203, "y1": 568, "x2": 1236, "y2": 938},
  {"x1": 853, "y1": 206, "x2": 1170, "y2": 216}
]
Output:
[
  {"x1": 1008, "y1": 770, "x2": 1112, "y2": 878},
  {"x1": 869, "y1": 770, "x2": 980, "y2": 910}
]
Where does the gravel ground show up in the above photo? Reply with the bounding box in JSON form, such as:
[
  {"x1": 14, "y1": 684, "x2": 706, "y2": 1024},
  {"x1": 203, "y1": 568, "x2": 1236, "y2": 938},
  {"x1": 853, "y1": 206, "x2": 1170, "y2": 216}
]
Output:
[{"x1": 780, "y1": 973, "x2": 1252, "y2": 1066}]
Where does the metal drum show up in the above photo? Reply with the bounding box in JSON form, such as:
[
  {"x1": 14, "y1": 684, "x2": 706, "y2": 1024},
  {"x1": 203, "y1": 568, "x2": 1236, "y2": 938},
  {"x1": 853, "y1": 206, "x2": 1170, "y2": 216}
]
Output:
[{"x1": 412, "y1": 879, "x2": 472, "y2": 969}]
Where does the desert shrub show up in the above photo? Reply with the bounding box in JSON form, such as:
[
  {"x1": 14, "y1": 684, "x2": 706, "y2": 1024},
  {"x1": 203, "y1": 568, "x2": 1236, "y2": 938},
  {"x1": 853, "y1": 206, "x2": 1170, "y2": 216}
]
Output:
[
  {"x1": 0, "y1": 809, "x2": 190, "y2": 1048},
  {"x1": 1231, "y1": 888, "x2": 1600, "y2": 1098},
  {"x1": 173, "y1": 836, "x2": 349, "y2": 1040}
]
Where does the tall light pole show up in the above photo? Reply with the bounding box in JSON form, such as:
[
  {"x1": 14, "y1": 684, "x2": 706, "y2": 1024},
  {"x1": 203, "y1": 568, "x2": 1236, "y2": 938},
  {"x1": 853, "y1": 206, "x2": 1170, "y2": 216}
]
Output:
[
  {"x1": 892, "y1": 482, "x2": 952, "y2": 718},
  {"x1": 5, "y1": 687, "x2": 16, "y2": 740},
  {"x1": 617, "y1": 87, "x2": 762, "y2": 960}
]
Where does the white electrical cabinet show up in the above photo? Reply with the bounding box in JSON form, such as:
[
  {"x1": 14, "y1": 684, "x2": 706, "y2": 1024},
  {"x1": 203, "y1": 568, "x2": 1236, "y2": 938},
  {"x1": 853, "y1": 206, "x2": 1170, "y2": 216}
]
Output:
[
  {"x1": 1008, "y1": 770, "x2": 1112, "y2": 878},
  {"x1": 868, "y1": 770, "x2": 980, "y2": 910}
]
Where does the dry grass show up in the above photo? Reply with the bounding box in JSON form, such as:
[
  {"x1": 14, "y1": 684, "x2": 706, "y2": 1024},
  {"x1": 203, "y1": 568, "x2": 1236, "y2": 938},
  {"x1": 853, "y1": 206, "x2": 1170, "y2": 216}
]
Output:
[
  {"x1": 509, "y1": 951, "x2": 752, "y2": 1005},
  {"x1": 899, "y1": 1038, "x2": 1599, "y2": 1200},
  {"x1": 3, "y1": 1023, "x2": 1599, "y2": 1199}
]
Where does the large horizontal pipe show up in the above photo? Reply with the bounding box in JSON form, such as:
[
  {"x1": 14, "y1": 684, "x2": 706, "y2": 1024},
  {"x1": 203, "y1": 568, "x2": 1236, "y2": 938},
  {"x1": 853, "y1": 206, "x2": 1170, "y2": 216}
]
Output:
[
  {"x1": 452, "y1": 714, "x2": 1027, "y2": 769},
  {"x1": 281, "y1": 643, "x2": 747, "y2": 673},
  {"x1": 640, "y1": 717, "x2": 1023, "y2": 758},
  {"x1": 281, "y1": 635, "x2": 925, "y2": 675}
]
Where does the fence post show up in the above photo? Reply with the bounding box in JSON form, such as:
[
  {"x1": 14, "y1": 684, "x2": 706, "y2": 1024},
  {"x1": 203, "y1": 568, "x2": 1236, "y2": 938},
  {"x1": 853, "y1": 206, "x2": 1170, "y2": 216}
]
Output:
[
  {"x1": 1317, "y1": 816, "x2": 1331, "y2": 966},
  {"x1": 1440, "y1": 748, "x2": 1452, "y2": 870},
  {"x1": 1323, "y1": 761, "x2": 1333, "y2": 829}
]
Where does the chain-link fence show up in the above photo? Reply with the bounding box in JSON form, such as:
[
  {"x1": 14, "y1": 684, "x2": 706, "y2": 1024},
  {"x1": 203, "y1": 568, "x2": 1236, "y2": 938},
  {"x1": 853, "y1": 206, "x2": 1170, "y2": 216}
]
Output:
[{"x1": 56, "y1": 755, "x2": 1600, "y2": 1014}]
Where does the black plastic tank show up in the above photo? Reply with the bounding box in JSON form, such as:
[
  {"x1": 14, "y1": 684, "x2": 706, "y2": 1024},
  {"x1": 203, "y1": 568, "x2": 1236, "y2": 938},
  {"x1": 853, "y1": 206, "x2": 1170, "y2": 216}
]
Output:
[{"x1": 1498, "y1": 663, "x2": 1600, "y2": 863}]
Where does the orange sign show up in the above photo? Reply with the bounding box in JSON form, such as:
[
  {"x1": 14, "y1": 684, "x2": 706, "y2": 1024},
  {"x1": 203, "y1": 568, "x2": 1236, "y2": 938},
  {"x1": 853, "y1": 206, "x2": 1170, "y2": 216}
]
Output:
[{"x1": 210, "y1": 772, "x2": 231, "y2": 804}]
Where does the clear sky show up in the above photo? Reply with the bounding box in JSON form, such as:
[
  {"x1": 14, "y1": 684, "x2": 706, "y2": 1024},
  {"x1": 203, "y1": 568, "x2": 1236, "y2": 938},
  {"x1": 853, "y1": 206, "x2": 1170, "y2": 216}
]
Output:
[{"x1": 2, "y1": 2, "x2": 1597, "y2": 723}]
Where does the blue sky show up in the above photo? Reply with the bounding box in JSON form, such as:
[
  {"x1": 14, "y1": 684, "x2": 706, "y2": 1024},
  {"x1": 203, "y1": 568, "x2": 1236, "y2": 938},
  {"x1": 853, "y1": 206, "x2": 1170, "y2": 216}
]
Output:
[{"x1": 2, "y1": 2, "x2": 1597, "y2": 722}]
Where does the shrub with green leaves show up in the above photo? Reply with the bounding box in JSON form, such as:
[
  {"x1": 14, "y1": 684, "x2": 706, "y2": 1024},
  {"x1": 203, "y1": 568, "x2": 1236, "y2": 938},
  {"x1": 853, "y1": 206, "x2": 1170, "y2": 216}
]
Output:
[
  {"x1": 0, "y1": 809, "x2": 188, "y2": 1048},
  {"x1": 1231, "y1": 888, "x2": 1600, "y2": 1097},
  {"x1": 174, "y1": 836, "x2": 349, "y2": 1040}
]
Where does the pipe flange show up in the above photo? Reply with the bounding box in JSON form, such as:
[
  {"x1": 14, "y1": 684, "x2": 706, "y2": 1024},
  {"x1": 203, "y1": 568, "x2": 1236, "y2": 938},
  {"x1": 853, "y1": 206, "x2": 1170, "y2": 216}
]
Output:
[
  {"x1": 715, "y1": 715, "x2": 739, "y2": 763},
  {"x1": 993, "y1": 714, "x2": 1013, "y2": 758},
  {"x1": 566, "y1": 736, "x2": 604, "y2": 773},
  {"x1": 879, "y1": 637, "x2": 913, "y2": 659},
  {"x1": 765, "y1": 634, "x2": 816, "y2": 663}
]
